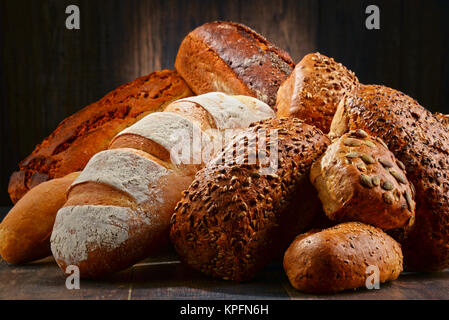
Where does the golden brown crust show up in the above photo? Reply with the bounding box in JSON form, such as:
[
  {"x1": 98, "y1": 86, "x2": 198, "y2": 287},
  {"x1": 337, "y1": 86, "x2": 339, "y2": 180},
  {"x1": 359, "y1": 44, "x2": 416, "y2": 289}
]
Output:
[
  {"x1": 276, "y1": 52, "x2": 359, "y2": 133},
  {"x1": 175, "y1": 21, "x2": 294, "y2": 108},
  {"x1": 170, "y1": 118, "x2": 330, "y2": 282},
  {"x1": 330, "y1": 84, "x2": 449, "y2": 271},
  {"x1": 310, "y1": 130, "x2": 415, "y2": 230},
  {"x1": 8, "y1": 70, "x2": 192, "y2": 204},
  {"x1": 283, "y1": 222, "x2": 403, "y2": 294},
  {"x1": 434, "y1": 112, "x2": 449, "y2": 127},
  {"x1": 0, "y1": 172, "x2": 80, "y2": 264}
]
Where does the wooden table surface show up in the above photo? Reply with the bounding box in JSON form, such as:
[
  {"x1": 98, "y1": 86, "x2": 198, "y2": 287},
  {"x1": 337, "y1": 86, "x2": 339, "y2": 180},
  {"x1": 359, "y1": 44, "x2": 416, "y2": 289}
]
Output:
[{"x1": 1, "y1": 207, "x2": 449, "y2": 300}]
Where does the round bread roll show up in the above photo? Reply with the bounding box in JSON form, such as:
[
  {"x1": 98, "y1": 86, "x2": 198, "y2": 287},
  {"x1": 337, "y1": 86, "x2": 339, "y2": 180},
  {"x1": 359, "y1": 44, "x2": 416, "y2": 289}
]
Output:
[
  {"x1": 330, "y1": 84, "x2": 449, "y2": 271},
  {"x1": 276, "y1": 52, "x2": 359, "y2": 133},
  {"x1": 170, "y1": 118, "x2": 330, "y2": 282},
  {"x1": 310, "y1": 130, "x2": 415, "y2": 230},
  {"x1": 283, "y1": 222, "x2": 403, "y2": 294}
]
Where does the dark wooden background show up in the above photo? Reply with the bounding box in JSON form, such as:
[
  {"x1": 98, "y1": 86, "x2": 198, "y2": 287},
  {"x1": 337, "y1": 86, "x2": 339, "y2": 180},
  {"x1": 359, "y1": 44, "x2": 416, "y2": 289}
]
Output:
[{"x1": 0, "y1": 0, "x2": 448, "y2": 206}]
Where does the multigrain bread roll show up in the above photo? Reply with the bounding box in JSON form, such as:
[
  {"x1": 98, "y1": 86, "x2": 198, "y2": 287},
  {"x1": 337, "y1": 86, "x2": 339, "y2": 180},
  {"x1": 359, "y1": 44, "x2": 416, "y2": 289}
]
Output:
[
  {"x1": 283, "y1": 222, "x2": 403, "y2": 294},
  {"x1": 310, "y1": 130, "x2": 415, "y2": 230},
  {"x1": 51, "y1": 93, "x2": 274, "y2": 278},
  {"x1": 0, "y1": 172, "x2": 80, "y2": 264},
  {"x1": 435, "y1": 113, "x2": 449, "y2": 127},
  {"x1": 175, "y1": 21, "x2": 295, "y2": 108},
  {"x1": 330, "y1": 84, "x2": 449, "y2": 271},
  {"x1": 170, "y1": 118, "x2": 330, "y2": 282},
  {"x1": 276, "y1": 52, "x2": 359, "y2": 133},
  {"x1": 8, "y1": 70, "x2": 192, "y2": 204}
]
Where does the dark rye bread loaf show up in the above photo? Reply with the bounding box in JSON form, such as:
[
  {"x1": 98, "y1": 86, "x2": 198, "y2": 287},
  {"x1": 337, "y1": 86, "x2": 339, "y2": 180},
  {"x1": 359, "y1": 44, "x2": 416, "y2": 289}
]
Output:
[
  {"x1": 175, "y1": 21, "x2": 295, "y2": 108},
  {"x1": 330, "y1": 84, "x2": 449, "y2": 271},
  {"x1": 276, "y1": 52, "x2": 359, "y2": 133},
  {"x1": 8, "y1": 70, "x2": 192, "y2": 204},
  {"x1": 170, "y1": 118, "x2": 330, "y2": 282}
]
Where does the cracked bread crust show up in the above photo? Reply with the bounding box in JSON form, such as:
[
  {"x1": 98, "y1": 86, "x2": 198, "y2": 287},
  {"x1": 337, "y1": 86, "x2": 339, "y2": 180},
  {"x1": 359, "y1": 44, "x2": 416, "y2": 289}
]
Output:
[
  {"x1": 330, "y1": 84, "x2": 449, "y2": 271},
  {"x1": 170, "y1": 118, "x2": 330, "y2": 282},
  {"x1": 175, "y1": 21, "x2": 295, "y2": 108},
  {"x1": 8, "y1": 70, "x2": 192, "y2": 204},
  {"x1": 276, "y1": 52, "x2": 359, "y2": 133}
]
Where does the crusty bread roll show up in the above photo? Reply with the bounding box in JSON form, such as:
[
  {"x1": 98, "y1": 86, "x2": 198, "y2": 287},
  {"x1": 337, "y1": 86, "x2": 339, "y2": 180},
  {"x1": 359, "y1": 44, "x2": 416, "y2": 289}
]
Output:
[
  {"x1": 330, "y1": 84, "x2": 449, "y2": 271},
  {"x1": 283, "y1": 222, "x2": 403, "y2": 294},
  {"x1": 310, "y1": 130, "x2": 415, "y2": 230},
  {"x1": 276, "y1": 52, "x2": 359, "y2": 133},
  {"x1": 9, "y1": 70, "x2": 192, "y2": 204},
  {"x1": 170, "y1": 118, "x2": 330, "y2": 282},
  {"x1": 175, "y1": 21, "x2": 295, "y2": 108},
  {"x1": 0, "y1": 172, "x2": 80, "y2": 264},
  {"x1": 50, "y1": 92, "x2": 274, "y2": 278}
]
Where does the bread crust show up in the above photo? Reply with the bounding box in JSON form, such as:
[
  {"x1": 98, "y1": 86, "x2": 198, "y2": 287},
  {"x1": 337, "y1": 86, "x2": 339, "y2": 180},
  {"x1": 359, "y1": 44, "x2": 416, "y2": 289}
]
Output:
[
  {"x1": 0, "y1": 172, "x2": 80, "y2": 264},
  {"x1": 170, "y1": 118, "x2": 330, "y2": 282},
  {"x1": 276, "y1": 52, "x2": 359, "y2": 133},
  {"x1": 310, "y1": 130, "x2": 415, "y2": 230},
  {"x1": 435, "y1": 113, "x2": 449, "y2": 127},
  {"x1": 175, "y1": 21, "x2": 294, "y2": 108},
  {"x1": 330, "y1": 84, "x2": 449, "y2": 271},
  {"x1": 283, "y1": 222, "x2": 403, "y2": 294},
  {"x1": 8, "y1": 70, "x2": 192, "y2": 204}
]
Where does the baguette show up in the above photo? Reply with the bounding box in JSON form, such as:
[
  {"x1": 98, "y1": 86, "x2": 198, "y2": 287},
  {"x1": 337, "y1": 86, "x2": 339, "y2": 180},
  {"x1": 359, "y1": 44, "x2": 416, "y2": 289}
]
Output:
[
  {"x1": 175, "y1": 21, "x2": 295, "y2": 108},
  {"x1": 8, "y1": 70, "x2": 192, "y2": 204},
  {"x1": 330, "y1": 84, "x2": 449, "y2": 271},
  {"x1": 50, "y1": 92, "x2": 274, "y2": 278},
  {"x1": 283, "y1": 222, "x2": 403, "y2": 294},
  {"x1": 170, "y1": 118, "x2": 330, "y2": 282},
  {"x1": 0, "y1": 172, "x2": 80, "y2": 264}
]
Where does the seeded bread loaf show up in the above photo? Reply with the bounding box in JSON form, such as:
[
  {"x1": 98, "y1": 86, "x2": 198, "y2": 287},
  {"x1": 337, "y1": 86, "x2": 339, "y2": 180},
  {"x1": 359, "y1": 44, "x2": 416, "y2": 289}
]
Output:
[
  {"x1": 435, "y1": 113, "x2": 449, "y2": 127},
  {"x1": 276, "y1": 52, "x2": 359, "y2": 133},
  {"x1": 51, "y1": 93, "x2": 274, "y2": 278},
  {"x1": 0, "y1": 172, "x2": 80, "y2": 264},
  {"x1": 8, "y1": 70, "x2": 192, "y2": 204},
  {"x1": 330, "y1": 84, "x2": 449, "y2": 271},
  {"x1": 283, "y1": 222, "x2": 403, "y2": 294},
  {"x1": 170, "y1": 118, "x2": 330, "y2": 282},
  {"x1": 175, "y1": 21, "x2": 295, "y2": 108},
  {"x1": 310, "y1": 130, "x2": 415, "y2": 230}
]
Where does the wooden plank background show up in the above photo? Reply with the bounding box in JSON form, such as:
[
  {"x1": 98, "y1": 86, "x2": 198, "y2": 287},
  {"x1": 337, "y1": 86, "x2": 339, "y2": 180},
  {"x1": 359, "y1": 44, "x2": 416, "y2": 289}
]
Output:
[{"x1": 0, "y1": 0, "x2": 448, "y2": 206}]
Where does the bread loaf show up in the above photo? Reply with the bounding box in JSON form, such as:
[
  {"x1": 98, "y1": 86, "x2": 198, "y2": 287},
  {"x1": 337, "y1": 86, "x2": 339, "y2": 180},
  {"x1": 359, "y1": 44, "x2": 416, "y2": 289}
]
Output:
[
  {"x1": 330, "y1": 84, "x2": 449, "y2": 271},
  {"x1": 175, "y1": 21, "x2": 295, "y2": 108},
  {"x1": 170, "y1": 118, "x2": 330, "y2": 282},
  {"x1": 8, "y1": 70, "x2": 192, "y2": 204},
  {"x1": 276, "y1": 52, "x2": 359, "y2": 133},
  {"x1": 283, "y1": 222, "x2": 403, "y2": 294},
  {"x1": 50, "y1": 92, "x2": 274, "y2": 278},
  {"x1": 0, "y1": 172, "x2": 80, "y2": 264},
  {"x1": 310, "y1": 130, "x2": 415, "y2": 230}
]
